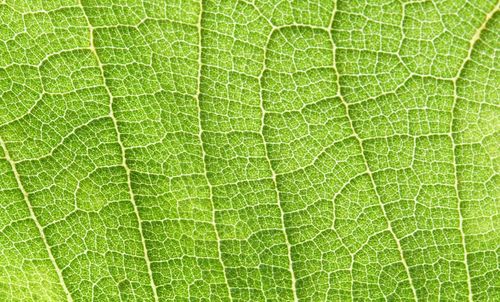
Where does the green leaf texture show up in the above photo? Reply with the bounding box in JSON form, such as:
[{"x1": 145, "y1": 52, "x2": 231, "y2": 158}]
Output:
[{"x1": 0, "y1": 0, "x2": 499, "y2": 301}]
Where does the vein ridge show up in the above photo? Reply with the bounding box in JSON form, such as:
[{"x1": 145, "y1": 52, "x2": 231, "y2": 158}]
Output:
[
  {"x1": 195, "y1": 1, "x2": 233, "y2": 300},
  {"x1": 76, "y1": 2, "x2": 159, "y2": 301},
  {"x1": 258, "y1": 27, "x2": 299, "y2": 302},
  {"x1": 450, "y1": 2, "x2": 499, "y2": 301},
  {"x1": 0, "y1": 137, "x2": 74, "y2": 302},
  {"x1": 327, "y1": 7, "x2": 419, "y2": 300}
]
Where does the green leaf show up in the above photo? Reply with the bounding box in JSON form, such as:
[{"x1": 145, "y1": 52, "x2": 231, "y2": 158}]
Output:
[{"x1": 0, "y1": 0, "x2": 498, "y2": 301}]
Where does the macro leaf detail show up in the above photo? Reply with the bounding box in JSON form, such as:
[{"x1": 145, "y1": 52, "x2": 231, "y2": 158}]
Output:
[{"x1": 0, "y1": 0, "x2": 499, "y2": 301}]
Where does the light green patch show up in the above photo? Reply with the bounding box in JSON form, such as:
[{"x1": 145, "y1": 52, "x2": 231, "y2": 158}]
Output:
[{"x1": 0, "y1": 0, "x2": 498, "y2": 301}]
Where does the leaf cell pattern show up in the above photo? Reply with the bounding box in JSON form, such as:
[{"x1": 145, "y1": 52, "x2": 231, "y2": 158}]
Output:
[{"x1": 0, "y1": 0, "x2": 498, "y2": 301}]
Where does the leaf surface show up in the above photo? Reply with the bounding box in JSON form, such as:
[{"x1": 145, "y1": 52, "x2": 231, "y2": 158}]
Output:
[{"x1": 0, "y1": 0, "x2": 498, "y2": 301}]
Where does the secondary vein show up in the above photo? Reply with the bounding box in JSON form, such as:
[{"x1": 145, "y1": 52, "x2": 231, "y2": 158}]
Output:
[
  {"x1": 76, "y1": 2, "x2": 159, "y2": 301},
  {"x1": 195, "y1": 1, "x2": 234, "y2": 300},
  {"x1": 450, "y1": 2, "x2": 499, "y2": 301},
  {"x1": 0, "y1": 137, "x2": 74, "y2": 302}
]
